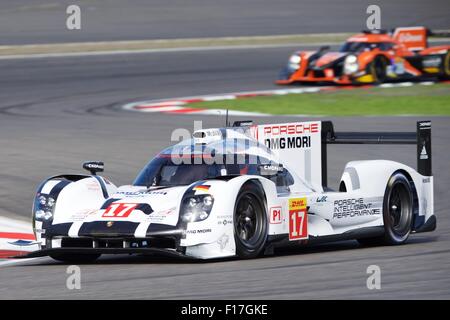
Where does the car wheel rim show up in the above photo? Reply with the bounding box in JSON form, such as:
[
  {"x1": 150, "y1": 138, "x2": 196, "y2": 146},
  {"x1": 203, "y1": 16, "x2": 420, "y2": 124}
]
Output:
[
  {"x1": 445, "y1": 53, "x2": 450, "y2": 75},
  {"x1": 235, "y1": 194, "x2": 261, "y2": 247},
  {"x1": 374, "y1": 59, "x2": 385, "y2": 81},
  {"x1": 388, "y1": 183, "x2": 411, "y2": 235}
]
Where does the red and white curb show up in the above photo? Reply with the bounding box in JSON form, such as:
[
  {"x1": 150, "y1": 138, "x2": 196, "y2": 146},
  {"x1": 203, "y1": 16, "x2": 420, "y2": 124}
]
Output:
[
  {"x1": 123, "y1": 87, "x2": 328, "y2": 116},
  {"x1": 122, "y1": 81, "x2": 442, "y2": 116},
  {"x1": 0, "y1": 216, "x2": 38, "y2": 260}
]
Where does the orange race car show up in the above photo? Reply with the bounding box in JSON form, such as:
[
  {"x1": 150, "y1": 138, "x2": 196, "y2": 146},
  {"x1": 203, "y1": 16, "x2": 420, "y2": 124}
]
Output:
[{"x1": 276, "y1": 27, "x2": 450, "y2": 85}]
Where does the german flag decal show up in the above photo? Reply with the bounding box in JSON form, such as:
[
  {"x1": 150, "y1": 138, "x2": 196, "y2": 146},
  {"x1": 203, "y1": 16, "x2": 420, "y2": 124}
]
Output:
[{"x1": 193, "y1": 185, "x2": 211, "y2": 192}]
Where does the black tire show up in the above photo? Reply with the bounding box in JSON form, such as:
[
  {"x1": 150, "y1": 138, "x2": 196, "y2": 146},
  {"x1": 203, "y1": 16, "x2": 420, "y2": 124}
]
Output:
[
  {"x1": 358, "y1": 172, "x2": 414, "y2": 246},
  {"x1": 49, "y1": 253, "x2": 101, "y2": 263},
  {"x1": 439, "y1": 51, "x2": 450, "y2": 80},
  {"x1": 233, "y1": 181, "x2": 268, "y2": 259},
  {"x1": 368, "y1": 56, "x2": 388, "y2": 84}
]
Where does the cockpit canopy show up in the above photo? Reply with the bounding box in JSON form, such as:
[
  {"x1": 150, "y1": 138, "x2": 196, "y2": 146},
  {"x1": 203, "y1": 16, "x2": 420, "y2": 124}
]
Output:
[{"x1": 133, "y1": 138, "x2": 314, "y2": 192}]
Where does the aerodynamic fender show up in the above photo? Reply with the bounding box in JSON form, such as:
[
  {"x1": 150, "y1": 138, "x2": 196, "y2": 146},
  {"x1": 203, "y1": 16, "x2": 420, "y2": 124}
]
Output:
[
  {"x1": 183, "y1": 175, "x2": 276, "y2": 259},
  {"x1": 33, "y1": 175, "x2": 118, "y2": 245},
  {"x1": 340, "y1": 160, "x2": 434, "y2": 228}
]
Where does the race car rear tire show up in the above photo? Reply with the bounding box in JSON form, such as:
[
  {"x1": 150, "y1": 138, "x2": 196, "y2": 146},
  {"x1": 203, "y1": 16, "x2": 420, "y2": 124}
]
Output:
[
  {"x1": 439, "y1": 51, "x2": 450, "y2": 80},
  {"x1": 233, "y1": 181, "x2": 268, "y2": 259},
  {"x1": 49, "y1": 253, "x2": 101, "y2": 263},
  {"x1": 368, "y1": 56, "x2": 388, "y2": 84},
  {"x1": 358, "y1": 172, "x2": 413, "y2": 246}
]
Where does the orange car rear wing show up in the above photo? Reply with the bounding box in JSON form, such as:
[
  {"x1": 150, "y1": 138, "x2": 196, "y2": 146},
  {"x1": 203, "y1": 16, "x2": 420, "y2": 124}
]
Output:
[{"x1": 392, "y1": 26, "x2": 428, "y2": 51}]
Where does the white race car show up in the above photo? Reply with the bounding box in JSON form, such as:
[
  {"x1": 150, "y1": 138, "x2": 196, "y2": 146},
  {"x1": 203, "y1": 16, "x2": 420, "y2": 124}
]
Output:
[{"x1": 27, "y1": 120, "x2": 435, "y2": 262}]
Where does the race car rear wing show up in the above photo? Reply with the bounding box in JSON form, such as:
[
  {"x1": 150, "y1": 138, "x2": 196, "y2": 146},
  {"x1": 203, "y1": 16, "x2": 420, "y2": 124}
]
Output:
[{"x1": 321, "y1": 121, "x2": 432, "y2": 188}]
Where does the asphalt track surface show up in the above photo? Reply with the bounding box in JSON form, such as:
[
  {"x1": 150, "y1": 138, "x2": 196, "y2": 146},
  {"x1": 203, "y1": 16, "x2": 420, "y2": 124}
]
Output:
[
  {"x1": 0, "y1": 43, "x2": 449, "y2": 299},
  {"x1": 1, "y1": 0, "x2": 449, "y2": 45}
]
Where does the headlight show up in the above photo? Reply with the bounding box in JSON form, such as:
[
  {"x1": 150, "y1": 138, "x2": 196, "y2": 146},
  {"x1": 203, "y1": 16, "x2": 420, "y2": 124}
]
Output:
[
  {"x1": 344, "y1": 55, "x2": 359, "y2": 74},
  {"x1": 47, "y1": 197, "x2": 55, "y2": 208},
  {"x1": 38, "y1": 195, "x2": 47, "y2": 205},
  {"x1": 289, "y1": 55, "x2": 301, "y2": 64},
  {"x1": 33, "y1": 194, "x2": 55, "y2": 221},
  {"x1": 288, "y1": 54, "x2": 301, "y2": 70},
  {"x1": 181, "y1": 194, "x2": 214, "y2": 222}
]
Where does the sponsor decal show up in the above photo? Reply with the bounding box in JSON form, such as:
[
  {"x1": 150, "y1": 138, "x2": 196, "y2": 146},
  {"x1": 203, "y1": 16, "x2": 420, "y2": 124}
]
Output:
[
  {"x1": 115, "y1": 190, "x2": 168, "y2": 196},
  {"x1": 71, "y1": 209, "x2": 98, "y2": 221},
  {"x1": 186, "y1": 229, "x2": 212, "y2": 234},
  {"x1": 422, "y1": 56, "x2": 441, "y2": 68},
  {"x1": 217, "y1": 234, "x2": 230, "y2": 251},
  {"x1": 264, "y1": 136, "x2": 311, "y2": 150},
  {"x1": 398, "y1": 32, "x2": 424, "y2": 43},
  {"x1": 217, "y1": 215, "x2": 233, "y2": 226},
  {"x1": 288, "y1": 198, "x2": 308, "y2": 240},
  {"x1": 102, "y1": 203, "x2": 137, "y2": 218},
  {"x1": 333, "y1": 198, "x2": 381, "y2": 219},
  {"x1": 270, "y1": 206, "x2": 282, "y2": 224},
  {"x1": 147, "y1": 191, "x2": 169, "y2": 195},
  {"x1": 423, "y1": 177, "x2": 431, "y2": 183},
  {"x1": 143, "y1": 206, "x2": 176, "y2": 225},
  {"x1": 316, "y1": 196, "x2": 327, "y2": 203},
  {"x1": 193, "y1": 185, "x2": 211, "y2": 192},
  {"x1": 420, "y1": 144, "x2": 428, "y2": 160},
  {"x1": 155, "y1": 206, "x2": 176, "y2": 215},
  {"x1": 262, "y1": 123, "x2": 319, "y2": 136},
  {"x1": 259, "y1": 123, "x2": 318, "y2": 151},
  {"x1": 259, "y1": 164, "x2": 283, "y2": 176},
  {"x1": 86, "y1": 181, "x2": 101, "y2": 191},
  {"x1": 419, "y1": 121, "x2": 431, "y2": 129},
  {"x1": 106, "y1": 221, "x2": 114, "y2": 227}
]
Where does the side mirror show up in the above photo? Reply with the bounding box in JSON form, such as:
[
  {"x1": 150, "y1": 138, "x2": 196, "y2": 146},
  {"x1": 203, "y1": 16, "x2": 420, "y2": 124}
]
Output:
[{"x1": 83, "y1": 161, "x2": 104, "y2": 175}]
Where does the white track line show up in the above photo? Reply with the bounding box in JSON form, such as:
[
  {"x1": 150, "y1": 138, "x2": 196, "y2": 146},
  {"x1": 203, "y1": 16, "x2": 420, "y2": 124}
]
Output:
[
  {"x1": 0, "y1": 258, "x2": 39, "y2": 267},
  {"x1": 0, "y1": 38, "x2": 447, "y2": 61},
  {"x1": 0, "y1": 216, "x2": 33, "y2": 233},
  {"x1": 0, "y1": 42, "x2": 321, "y2": 61}
]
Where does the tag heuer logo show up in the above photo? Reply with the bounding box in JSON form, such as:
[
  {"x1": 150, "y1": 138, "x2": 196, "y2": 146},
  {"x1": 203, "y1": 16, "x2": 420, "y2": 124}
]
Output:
[{"x1": 106, "y1": 221, "x2": 114, "y2": 227}]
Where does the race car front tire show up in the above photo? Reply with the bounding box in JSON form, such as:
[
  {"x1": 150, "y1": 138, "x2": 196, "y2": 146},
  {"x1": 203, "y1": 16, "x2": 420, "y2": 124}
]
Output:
[
  {"x1": 368, "y1": 56, "x2": 388, "y2": 84},
  {"x1": 358, "y1": 172, "x2": 413, "y2": 246},
  {"x1": 49, "y1": 253, "x2": 101, "y2": 263},
  {"x1": 233, "y1": 181, "x2": 268, "y2": 259}
]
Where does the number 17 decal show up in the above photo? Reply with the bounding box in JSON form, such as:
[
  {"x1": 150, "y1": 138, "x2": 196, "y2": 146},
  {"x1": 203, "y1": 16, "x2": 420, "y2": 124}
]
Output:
[
  {"x1": 289, "y1": 198, "x2": 308, "y2": 240},
  {"x1": 102, "y1": 203, "x2": 137, "y2": 218}
]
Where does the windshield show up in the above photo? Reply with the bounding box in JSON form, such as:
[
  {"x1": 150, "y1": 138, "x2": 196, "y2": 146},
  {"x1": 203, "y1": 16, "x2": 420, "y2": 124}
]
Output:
[
  {"x1": 340, "y1": 42, "x2": 380, "y2": 53},
  {"x1": 133, "y1": 155, "x2": 291, "y2": 188},
  {"x1": 134, "y1": 155, "x2": 251, "y2": 187}
]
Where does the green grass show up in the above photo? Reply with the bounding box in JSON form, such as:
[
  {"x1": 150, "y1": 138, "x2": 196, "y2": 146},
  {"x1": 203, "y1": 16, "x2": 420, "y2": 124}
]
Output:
[{"x1": 190, "y1": 83, "x2": 450, "y2": 116}]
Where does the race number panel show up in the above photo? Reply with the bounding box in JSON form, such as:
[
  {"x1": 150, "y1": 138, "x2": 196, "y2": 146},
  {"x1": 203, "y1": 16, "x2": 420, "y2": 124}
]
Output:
[
  {"x1": 102, "y1": 203, "x2": 137, "y2": 218},
  {"x1": 289, "y1": 198, "x2": 308, "y2": 240}
]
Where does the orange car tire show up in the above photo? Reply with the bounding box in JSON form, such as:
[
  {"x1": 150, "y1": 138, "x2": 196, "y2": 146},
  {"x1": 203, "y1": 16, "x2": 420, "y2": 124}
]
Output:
[
  {"x1": 368, "y1": 56, "x2": 389, "y2": 84},
  {"x1": 440, "y1": 51, "x2": 450, "y2": 80}
]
